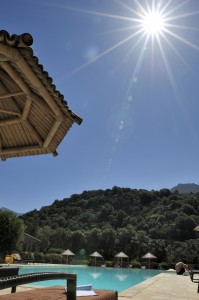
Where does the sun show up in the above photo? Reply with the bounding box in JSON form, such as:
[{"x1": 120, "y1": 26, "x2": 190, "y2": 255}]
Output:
[
  {"x1": 141, "y1": 11, "x2": 166, "y2": 36},
  {"x1": 62, "y1": 1, "x2": 199, "y2": 83}
]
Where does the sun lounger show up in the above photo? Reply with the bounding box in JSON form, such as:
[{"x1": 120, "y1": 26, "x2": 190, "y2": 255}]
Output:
[
  {"x1": 12, "y1": 252, "x2": 46, "y2": 264},
  {"x1": 0, "y1": 267, "x2": 19, "y2": 278},
  {"x1": 18, "y1": 258, "x2": 46, "y2": 264},
  {"x1": 0, "y1": 267, "x2": 19, "y2": 292},
  {"x1": 190, "y1": 269, "x2": 199, "y2": 293},
  {"x1": 0, "y1": 272, "x2": 76, "y2": 300},
  {"x1": 0, "y1": 286, "x2": 118, "y2": 300}
]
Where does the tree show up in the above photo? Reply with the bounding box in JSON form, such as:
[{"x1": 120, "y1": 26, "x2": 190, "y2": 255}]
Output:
[
  {"x1": 37, "y1": 225, "x2": 53, "y2": 252},
  {"x1": 99, "y1": 227, "x2": 116, "y2": 259},
  {"x1": 175, "y1": 215, "x2": 196, "y2": 240},
  {"x1": 86, "y1": 228, "x2": 102, "y2": 254},
  {"x1": 116, "y1": 226, "x2": 134, "y2": 256},
  {"x1": 0, "y1": 211, "x2": 24, "y2": 257},
  {"x1": 71, "y1": 230, "x2": 86, "y2": 253}
]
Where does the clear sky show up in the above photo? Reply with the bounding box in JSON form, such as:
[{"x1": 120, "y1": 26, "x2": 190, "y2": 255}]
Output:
[{"x1": 1, "y1": 0, "x2": 199, "y2": 213}]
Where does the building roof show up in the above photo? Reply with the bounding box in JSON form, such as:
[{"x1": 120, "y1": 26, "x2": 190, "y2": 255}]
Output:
[
  {"x1": 24, "y1": 233, "x2": 41, "y2": 243},
  {"x1": 0, "y1": 30, "x2": 82, "y2": 160}
]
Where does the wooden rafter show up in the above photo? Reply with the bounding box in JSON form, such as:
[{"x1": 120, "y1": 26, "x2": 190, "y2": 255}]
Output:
[
  {"x1": 0, "y1": 108, "x2": 21, "y2": 116},
  {"x1": 23, "y1": 120, "x2": 43, "y2": 146},
  {"x1": 0, "y1": 30, "x2": 82, "y2": 160},
  {"x1": 0, "y1": 91, "x2": 24, "y2": 99}
]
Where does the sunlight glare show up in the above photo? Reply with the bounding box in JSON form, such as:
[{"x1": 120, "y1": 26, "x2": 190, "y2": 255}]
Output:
[
  {"x1": 60, "y1": 0, "x2": 199, "y2": 86},
  {"x1": 141, "y1": 11, "x2": 166, "y2": 36}
]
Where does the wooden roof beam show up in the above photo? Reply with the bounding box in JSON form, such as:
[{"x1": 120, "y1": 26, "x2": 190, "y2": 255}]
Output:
[
  {"x1": 29, "y1": 92, "x2": 55, "y2": 117},
  {"x1": 1, "y1": 56, "x2": 65, "y2": 149},
  {"x1": 16, "y1": 56, "x2": 64, "y2": 120},
  {"x1": 0, "y1": 91, "x2": 24, "y2": 99},
  {"x1": 23, "y1": 120, "x2": 43, "y2": 146},
  {"x1": 22, "y1": 121, "x2": 43, "y2": 146},
  {"x1": 0, "y1": 117, "x2": 20, "y2": 126},
  {"x1": 0, "y1": 68, "x2": 55, "y2": 118},
  {"x1": 1, "y1": 61, "x2": 30, "y2": 95},
  {"x1": 0, "y1": 44, "x2": 64, "y2": 120},
  {"x1": 0, "y1": 63, "x2": 59, "y2": 147},
  {"x1": 0, "y1": 145, "x2": 44, "y2": 155},
  {"x1": 43, "y1": 119, "x2": 62, "y2": 148},
  {"x1": 21, "y1": 95, "x2": 32, "y2": 121},
  {"x1": 0, "y1": 108, "x2": 21, "y2": 116}
]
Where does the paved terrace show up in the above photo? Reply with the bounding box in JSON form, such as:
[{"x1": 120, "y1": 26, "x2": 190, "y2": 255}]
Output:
[{"x1": 0, "y1": 273, "x2": 198, "y2": 299}]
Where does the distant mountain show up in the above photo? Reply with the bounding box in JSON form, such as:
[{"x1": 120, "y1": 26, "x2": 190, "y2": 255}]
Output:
[
  {"x1": 0, "y1": 207, "x2": 22, "y2": 216},
  {"x1": 170, "y1": 183, "x2": 199, "y2": 193}
]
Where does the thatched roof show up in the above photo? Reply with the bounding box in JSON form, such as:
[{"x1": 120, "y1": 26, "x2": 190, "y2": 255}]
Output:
[
  {"x1": 90, "y1": 251, "x2": 103, "y2": 257},
  {"x1": 0, "y1": 30, "x2": 82, "y2": 160},
  {"x1": 62, "y1": 249, "x2": 75, "y2": 256}
]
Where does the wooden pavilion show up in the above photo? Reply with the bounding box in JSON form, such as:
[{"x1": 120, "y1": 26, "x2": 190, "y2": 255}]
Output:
[{"x1": 0, "y1": 30, "x2": 82, "y2": 161}]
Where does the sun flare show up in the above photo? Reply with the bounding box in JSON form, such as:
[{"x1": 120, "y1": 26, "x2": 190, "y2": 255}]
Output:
[
  {"x1": 62, "y1": 0, "x2": 199, "y2": 85},
  {"x1": 141, "y1": 11, "x2": 166, "y2": 36}
]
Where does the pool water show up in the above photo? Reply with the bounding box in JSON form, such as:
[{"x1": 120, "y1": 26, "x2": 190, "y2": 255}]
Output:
[{"x1": 19, "y1": 266, "x2": 164, "y2": 292}]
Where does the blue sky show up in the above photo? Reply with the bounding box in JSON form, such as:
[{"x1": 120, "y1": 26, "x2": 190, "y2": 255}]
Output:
[{"x1": 1, "y1": 0, "x2": 199, "y2": 213}]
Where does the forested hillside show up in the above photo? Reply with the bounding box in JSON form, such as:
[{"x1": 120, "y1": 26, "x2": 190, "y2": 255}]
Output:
[{"x1": 21, "y1": 187, "x2": 199, "y2": 264}]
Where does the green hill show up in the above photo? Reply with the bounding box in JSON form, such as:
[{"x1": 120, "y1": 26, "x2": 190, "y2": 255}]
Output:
[{"x1": 20, "y1": 186, "x2": 199, "y2": 264}]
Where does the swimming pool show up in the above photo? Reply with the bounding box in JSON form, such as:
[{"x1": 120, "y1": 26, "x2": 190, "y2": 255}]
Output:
[{"x1": 19, "y1": 266, "x2": 164, "y2": 292}]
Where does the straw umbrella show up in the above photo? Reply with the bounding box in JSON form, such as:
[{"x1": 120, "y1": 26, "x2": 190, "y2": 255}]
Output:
[
  {"x1": 90, "y1": 251, "x2": 103, "y2": 266},
  {"x1": 142, "y1": 252, "x2": 157, "y2": 269},
  {"x1": 62, "y1": 249, "x2": 75, "y2": 264},
  {"x1": 115, "y1": 251, "x2": 128, "y2": 267}
]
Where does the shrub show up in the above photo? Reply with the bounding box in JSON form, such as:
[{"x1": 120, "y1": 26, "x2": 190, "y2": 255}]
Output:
[
  {"x1": 20, "y1": 251, "x2": 30, "y2": 259},
  {"x1": 131, "y1": 260, "x2": 141, "y2": 268},
  {"x1": 48, "y1": 248, "x2": 63, "y2": 254},
  {"x1": 80, "y1": 259, "x2": 89, "y2": 265},
  {"x1": 45, "y1": 253, "x2": 62, "y2": 264},
  {"x1": 34, "y1": 252, "x2": 45, "y2": 260},
  {"x1": 158, "y1": 262, "x2": 169, "y2": 270},
  {"x1": 106, "y1": 261, "x2": 113, "y2": 267}
]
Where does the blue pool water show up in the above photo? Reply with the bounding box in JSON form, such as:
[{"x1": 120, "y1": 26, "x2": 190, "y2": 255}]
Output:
[{"x1": 19, "y1": 266, "x2": 164, "y2": 292}]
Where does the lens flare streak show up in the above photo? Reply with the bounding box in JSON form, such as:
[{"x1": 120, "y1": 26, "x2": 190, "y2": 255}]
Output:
[{"x1": 61, "y1": 0, "x2": 199, "y2": 84}]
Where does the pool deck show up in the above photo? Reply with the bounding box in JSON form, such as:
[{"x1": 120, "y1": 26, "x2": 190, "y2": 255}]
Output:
[
  {"x1": 0, "y1": 271, "x2": 198, "y2": 299},
  {"x1": 119, "y1": 272, "x2": 198, "y2": 299}
]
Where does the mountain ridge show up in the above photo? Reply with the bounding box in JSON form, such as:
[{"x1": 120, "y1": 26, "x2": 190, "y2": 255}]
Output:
[
  {"x1": 0, "y1": 207, "x2": 22, "y2": 216},
  {"x1": 170, "y1": 183, "x2": 199, "y2": 193},
  {"x1": 1, "y1": 183, "x2": 199, "y2": 215}
]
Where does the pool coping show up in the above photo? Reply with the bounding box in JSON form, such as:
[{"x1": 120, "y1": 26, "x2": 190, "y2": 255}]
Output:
[
  {"x1": 118, "y1": 272, "x2": 198, "y2": 299},
  {"x1": 1, "y1": 266, "x2": 197, "y2": 299}
]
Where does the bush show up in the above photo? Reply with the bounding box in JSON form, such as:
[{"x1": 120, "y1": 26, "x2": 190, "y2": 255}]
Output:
[
  {"x1": 45, "y1": 253, "x2": 62, "y2": 264},
  {"x1": 80, "y1": 260, "x2": 89, "y2": 265},
  {"x1": 105, "y1": 261, "x2": 113, "y2": 267},
  {"x1": 34, "y1": 252, "x2": 45, "y2": 260},
  {"x1": 20, "y1": 251, "x2": 30, "y2": 259},
  {"x1": 48, "y1": 248, "x2": 63, "y2": 254},
  {"x1": 131, "y1": 260, "x2": 141, "y2": 268},
  {"x1": 158, "y1": 262, "x2": 169, "y2": 270}
]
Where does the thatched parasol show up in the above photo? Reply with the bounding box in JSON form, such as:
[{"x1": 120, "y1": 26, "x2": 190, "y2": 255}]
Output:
[
  {"x1": 142, "y1": 252, "x2": 157, "y2": 269},
  {"x1": 62, "y1": 249, "x2": 75, "y2": 264},
  {"x1": 90, "y1": 251, "x2": 103, "y2": 266},
  {"x1": 115, "y1": 251, "x2": 128, "y2": 267},
  {"x1": 0, "y1": 30, "x2": 82, "y2": 160}
]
